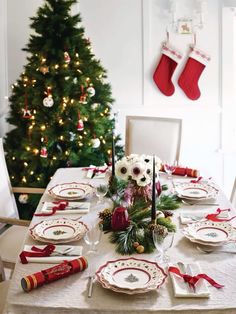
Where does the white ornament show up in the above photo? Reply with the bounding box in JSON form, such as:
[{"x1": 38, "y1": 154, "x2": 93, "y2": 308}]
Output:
[
  {"x1": 91, "y1": 103, "x2": 100, "y2": 110},
  {"x1": 43, "y1": 96, "x2": 54, "y2": 107},
  {"x1": 73, "y1": 77, "x2": 78, "y2": 84},
  {"x1": 91, "y1": 138, "x2": 100, "y2": 148},
  {"x1": 65, "y1": 76, "x2": 70, "y2": 81},
  {"x1": 18, "y1": 194, "x2": 29, "y2": 204},
  {"x1": 156, "y1": 210, "x2": 165, "y2": 219},
  {"x1": 69, "y1": 132, "x2": 76, "y2": 141},
  {"x1": 87, "y1": 86, "x2": 95, "y2": 97}
]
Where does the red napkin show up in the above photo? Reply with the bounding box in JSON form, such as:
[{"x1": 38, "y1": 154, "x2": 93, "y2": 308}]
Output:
[
  {"x1": 21, "y1": 256, "x2": 88, "y2": 292},
  {"x1": 160, "y1": 165, "x2": 200, "y2": 178},
  {"x1": 168, "y1": 266, "x2": 224, "y2": 290},
  {"x1": 34, "y1": 200, "x2": 69, "y2": 217}
]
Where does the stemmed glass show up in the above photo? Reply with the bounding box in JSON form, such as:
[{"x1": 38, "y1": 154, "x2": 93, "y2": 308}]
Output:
[
  {"x1": 84, "y1": 222, "x2": 103, "y2": 253},
  {"x1": 152, "y1": 231, "x2": 175, "y2": 264},
  {"x1": 163, "y1": 160, "x2": 178, "y2": 180},
  {"x1": 95, "y1": 184, "x2": 108, "y2": 204}
]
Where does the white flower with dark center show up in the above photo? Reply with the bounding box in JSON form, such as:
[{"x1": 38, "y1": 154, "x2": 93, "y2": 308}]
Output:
[
  {"x1": 136, "y1": 173, "x2": 151, "y2": 186},
  {"x1": 130, "y1": 162, "x2": 146, "y2": 181},
  {"x1": 115, "y1": 159, "x2": 130, "y2": 180}
]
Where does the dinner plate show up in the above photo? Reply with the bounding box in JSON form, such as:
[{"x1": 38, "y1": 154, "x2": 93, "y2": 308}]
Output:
[
  {"x1": 96, "y1": 257, "x2": 167, "y2": 293},
  {"x1": 48, "y1": 182, "x2": 94, "y2": 200},
  {"x1": 175, "y1": 182, "x2": 218, "y2": 200},
  {"x1": 183, "y1": 220, "x2": 236, "y2": 246},
  {"x1": 30, "y1": 218, "x2": 88, "y2": 243}
]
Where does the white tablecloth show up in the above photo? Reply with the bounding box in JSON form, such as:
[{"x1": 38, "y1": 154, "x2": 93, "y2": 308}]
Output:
[{"x1": 4, "y1": 168, "x2": 236, "y2": 314}]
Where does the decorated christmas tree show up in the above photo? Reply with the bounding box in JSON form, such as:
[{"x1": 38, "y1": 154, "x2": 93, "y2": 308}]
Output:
[{"x1": 4, "y1": 0, "x2": 123, "y2": 208}]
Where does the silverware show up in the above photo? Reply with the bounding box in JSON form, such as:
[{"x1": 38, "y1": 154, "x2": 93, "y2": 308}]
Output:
[
  {"x1": 52, "y1": 247, "x2": 74, "y2": 256},
  {"x1": 177, "y1": 262, "x2": 195, "y2": 293},
  {"x1": 88, "y1": 275, "x2": 94, "y2": 298}
]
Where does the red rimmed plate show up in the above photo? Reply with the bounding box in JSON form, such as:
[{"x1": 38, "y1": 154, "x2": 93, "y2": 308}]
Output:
[
  {"x1": 96, "y1": 257, "x2": 167, "y2": 293},
  {"x1": 48, "y1": 182, "x2": 94, "y2": 200},
  {"x1": 30, "y1": 218, "x2": 88, "y2": 243}
]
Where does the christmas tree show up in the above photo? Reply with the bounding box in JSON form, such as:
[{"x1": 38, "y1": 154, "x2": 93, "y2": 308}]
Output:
[{"x1": 4, "y1": 0, "x2": 123, "y2": 207}]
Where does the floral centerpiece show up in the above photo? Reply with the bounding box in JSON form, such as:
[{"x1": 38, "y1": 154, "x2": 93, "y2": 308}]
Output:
[
  {"x1": 99, "y1": 154, "x2": 180, "y2": 255},
  {"x1": 115, "y1": 154, "x2": 162, "y2": 205}
]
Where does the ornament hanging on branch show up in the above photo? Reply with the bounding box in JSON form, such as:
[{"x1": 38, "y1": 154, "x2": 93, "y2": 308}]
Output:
[
  {"x1": 43, "y1": 87, "x2": 54, "y2": 107},
  {"x1": 87, "y1": 85, "x2": 95, "y2": 97},
  {"x1": 39, "y1": 65, "x2": 49, "y2": 75},
  {"x1": 77, "y1": 112, "x2": 84, "y2": 131},
  {"x1": 79, "y1": 85, "x2": 87, "y2": 104},
  {"x1": 91, "y1": 136, "x2": 100, "y2": 148},
  {"x1": 18, "y1": 194, "x2": 29, "y2": 204},
  {"x1": 64, "y1": 51, "x2": 71, "y2": 64},
  {"x1": 69, "y1": 132, "x2": 76, "y2": 141},
  {"x1": 22, "y1": 89, "x2": 32, "y2": 119},
  {"x1": 40, "y1": 146, "x2": 48, "y2": 158},
  {"x1": 91, "y1": 103, "x2": 100, "y2": 111}
]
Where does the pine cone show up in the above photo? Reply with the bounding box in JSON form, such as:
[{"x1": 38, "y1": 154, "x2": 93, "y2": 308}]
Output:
[
  {"x1": 163, "y1": 210, "x2": 173, "y2": 218},
  {"x1": 98, "y1": 208, "x2": 112, "y2": 221},
  {"x1": 149, "y1": 223, "x2": 168, "y2": 237}
]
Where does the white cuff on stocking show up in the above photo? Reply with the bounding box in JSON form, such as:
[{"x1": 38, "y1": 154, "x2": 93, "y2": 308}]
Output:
[
  {"x1": 162, "y1": 43, "x2": 183, "y2": 63},
  {"x1": 189, "y1": 46, "x2": 211, "y2": 66}
]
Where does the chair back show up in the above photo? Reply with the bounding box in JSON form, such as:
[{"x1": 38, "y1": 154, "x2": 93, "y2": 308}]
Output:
[
  {"x1": 0, "y1": 138, "x2": 19, "y2": 223},
  {"x1": 125, "y1": 116, "x2": 182, "y2": 162},
  {"x1": 230, "y1": 177, "x2": 236, "y2": 210}
]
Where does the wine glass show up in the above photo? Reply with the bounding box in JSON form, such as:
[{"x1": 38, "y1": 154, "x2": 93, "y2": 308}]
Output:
[
  {"x1": 84, "y1": 222, "x2": 103, "y2": 253},
  {"x1": 95, "y1": 184, "x2": 108, "y2": 204},
  {"x1": 152, "y1": 231, "x2": 175, "y2": 263},
  {"x1": 163, "y1": 160, "x2": 178, "y2": 180}
]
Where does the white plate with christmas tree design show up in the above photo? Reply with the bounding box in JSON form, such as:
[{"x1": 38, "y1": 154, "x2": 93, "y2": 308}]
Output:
[
  {"x1": 183, "y1": 220, "x2": 236, "y2": 245},
  {"x1": 175, "y1": 182, "x2": 218, "y2": 200},
  {"x1": 48, "y1": 182, "x2": 94, "y2": 200},
  {"x1": 96, "y1": 257, "x2": 167, "y2": 293},
  {"x1": 30, "y1": 218, "x2": 88, "y2": 243}
]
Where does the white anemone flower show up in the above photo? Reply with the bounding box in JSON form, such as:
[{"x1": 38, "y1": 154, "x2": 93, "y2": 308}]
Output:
[
  {"x1": 115, "y1": 159, "x2": 130, "y2": 180},
  {"x1": 130, "y1": 162, "x2": 146, "y2": 181},
  {"x1": 155, "y1": 156, "x2": 162, "y2": 171},
  {"x1": 136, "y1": 173, "x2": 151, "y2": 186}
]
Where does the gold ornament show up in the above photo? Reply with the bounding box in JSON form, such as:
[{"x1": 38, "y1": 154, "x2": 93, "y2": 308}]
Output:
[
  {"x1": 136, "y1": 245, "x2": 145, "y2": 254},
  {"x1": 39, "y1": 65, "x2": 49, "y2": 74}
]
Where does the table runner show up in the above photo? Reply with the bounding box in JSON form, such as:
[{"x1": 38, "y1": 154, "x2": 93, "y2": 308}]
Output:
[{"x1": 4, "y1": 168, "x2": 236, "y2": 314}]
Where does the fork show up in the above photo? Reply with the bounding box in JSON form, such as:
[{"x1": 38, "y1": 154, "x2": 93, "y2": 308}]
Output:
[{"x1": 52, "y1": 247, "x2": 74, "y2": 256}]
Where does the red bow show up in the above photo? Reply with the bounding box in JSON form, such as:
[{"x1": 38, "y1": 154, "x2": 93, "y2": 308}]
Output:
[
  {"x1": 20, "y1": 245, "x2": 56, "y2": 264},
  {"x1": 205, "y1": 208, "x2": 236, "y2": 222},
  {"x1": 34, "y1": 201, "x2": 69, "y2": 217},
  {"x1": 82, "y1": 165, "x2": 110, "y2": 177},
  {"x1": 168, "y1": 266, "x2": 224, "y2": 289}
]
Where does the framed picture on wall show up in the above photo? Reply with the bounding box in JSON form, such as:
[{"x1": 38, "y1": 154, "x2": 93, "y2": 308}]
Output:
[{"x1": 178, "y1": 19, "x2": 192, "y2": 34}]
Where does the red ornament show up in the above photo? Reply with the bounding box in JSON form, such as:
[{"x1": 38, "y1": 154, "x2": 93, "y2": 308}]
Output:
[
  {"x1": 79, "y1": 85, "x2": 87, "y2": 104},
  {"x1": 64, "y1": 51, "x2": 71, "y2": 64},
  {"x1": 40, "y1": 146, "x2": 48, "y2": 158},
  {"x1": 23, "y1": 109, "x2": 32, "y2": 119},
  {"x1": 111, "y1": 207, "x2": 130, "y2": 231},
  {"x1": 77, "y1": 119, "x2": 84, "y2": 131}
]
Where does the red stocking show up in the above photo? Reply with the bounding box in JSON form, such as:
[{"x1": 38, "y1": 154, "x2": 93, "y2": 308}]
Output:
[
  {"x1": 153, "y1": 43, "x2": 182, "y2": 96},
  {"x1": 178, "y1": 46, "x2": 210, "y2": 100}
]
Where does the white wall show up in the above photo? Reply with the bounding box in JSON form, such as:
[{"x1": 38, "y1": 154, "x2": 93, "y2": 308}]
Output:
[{"x1": 3, "y1": 0, "x2": 229, "y2": 189}]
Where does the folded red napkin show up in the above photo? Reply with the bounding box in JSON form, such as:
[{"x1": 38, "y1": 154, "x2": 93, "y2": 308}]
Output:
[
  {"x1": 160, "y1": 165, "x2": 200, "y2": 178},
  {"x1": 168, "y1": 266, "x2": 224, "y2": 290},
  {"x1": 21, "y1": 256, "x2": 88, "y2": 292},
  {"x1": 34, "y1": 200, "x2": 69, "y2": 217}
]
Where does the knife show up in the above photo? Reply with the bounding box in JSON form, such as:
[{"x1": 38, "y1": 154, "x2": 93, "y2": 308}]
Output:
[{"x1": 177, "y1": 262, "x2": 195, "y2": 293}]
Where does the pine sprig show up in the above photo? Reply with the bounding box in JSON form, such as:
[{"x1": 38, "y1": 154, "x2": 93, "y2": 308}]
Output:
[{"x1": 157, "y1": 194, "x2": 181, "y2": 210}]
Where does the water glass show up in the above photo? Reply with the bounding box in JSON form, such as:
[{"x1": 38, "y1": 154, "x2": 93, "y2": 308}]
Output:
[
  {"x1": 84, "y1": 223, "x2": 103, "y2": 253},
  {"x1": 163, "y1": 160, "x2": 178, "y2": 180},
  {"x1": 152, "y1": 231, "x2": 175, "y2": 263},
  {"x1": 95, "y1": 184, "x2": 108, "y2": 204}
]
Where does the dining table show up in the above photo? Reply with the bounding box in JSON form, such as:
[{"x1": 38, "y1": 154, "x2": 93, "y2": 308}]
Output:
[{"x1": 3, "y1": 167, "x2": 236, "y2": 314}]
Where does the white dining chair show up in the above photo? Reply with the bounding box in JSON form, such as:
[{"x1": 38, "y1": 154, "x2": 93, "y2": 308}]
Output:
[
  {"x1": 0, "y1": 138, "x2": 45, "y2": 271},
  {"x1": 0, "y1": 256, "x2": 10, "y2": 314},
  {"x1": 125, "y1": 116, "x2": 182, "y2": 162},
  {"x1": 230, "y1": 177, "x2": 236, "y2": 210}
]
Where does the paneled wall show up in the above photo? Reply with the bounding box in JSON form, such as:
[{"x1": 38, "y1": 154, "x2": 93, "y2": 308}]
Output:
[{"x1": 3, "y1": 0, "x2": 227, "y2": 189}]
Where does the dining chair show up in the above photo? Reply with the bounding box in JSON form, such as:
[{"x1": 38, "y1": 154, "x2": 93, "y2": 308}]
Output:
[
  {"x1": 125, "y1": 116, "x2": 182, "y2": 162},
  {"x1": 0, "y1": 256, "x2": 10, "y2": 314},
  {"x1": 230, "y1": 177, "x2": 236, "y2": 209},
  {"x1": 0, "y1": 138, "x2": 45, "y2": 271}
]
